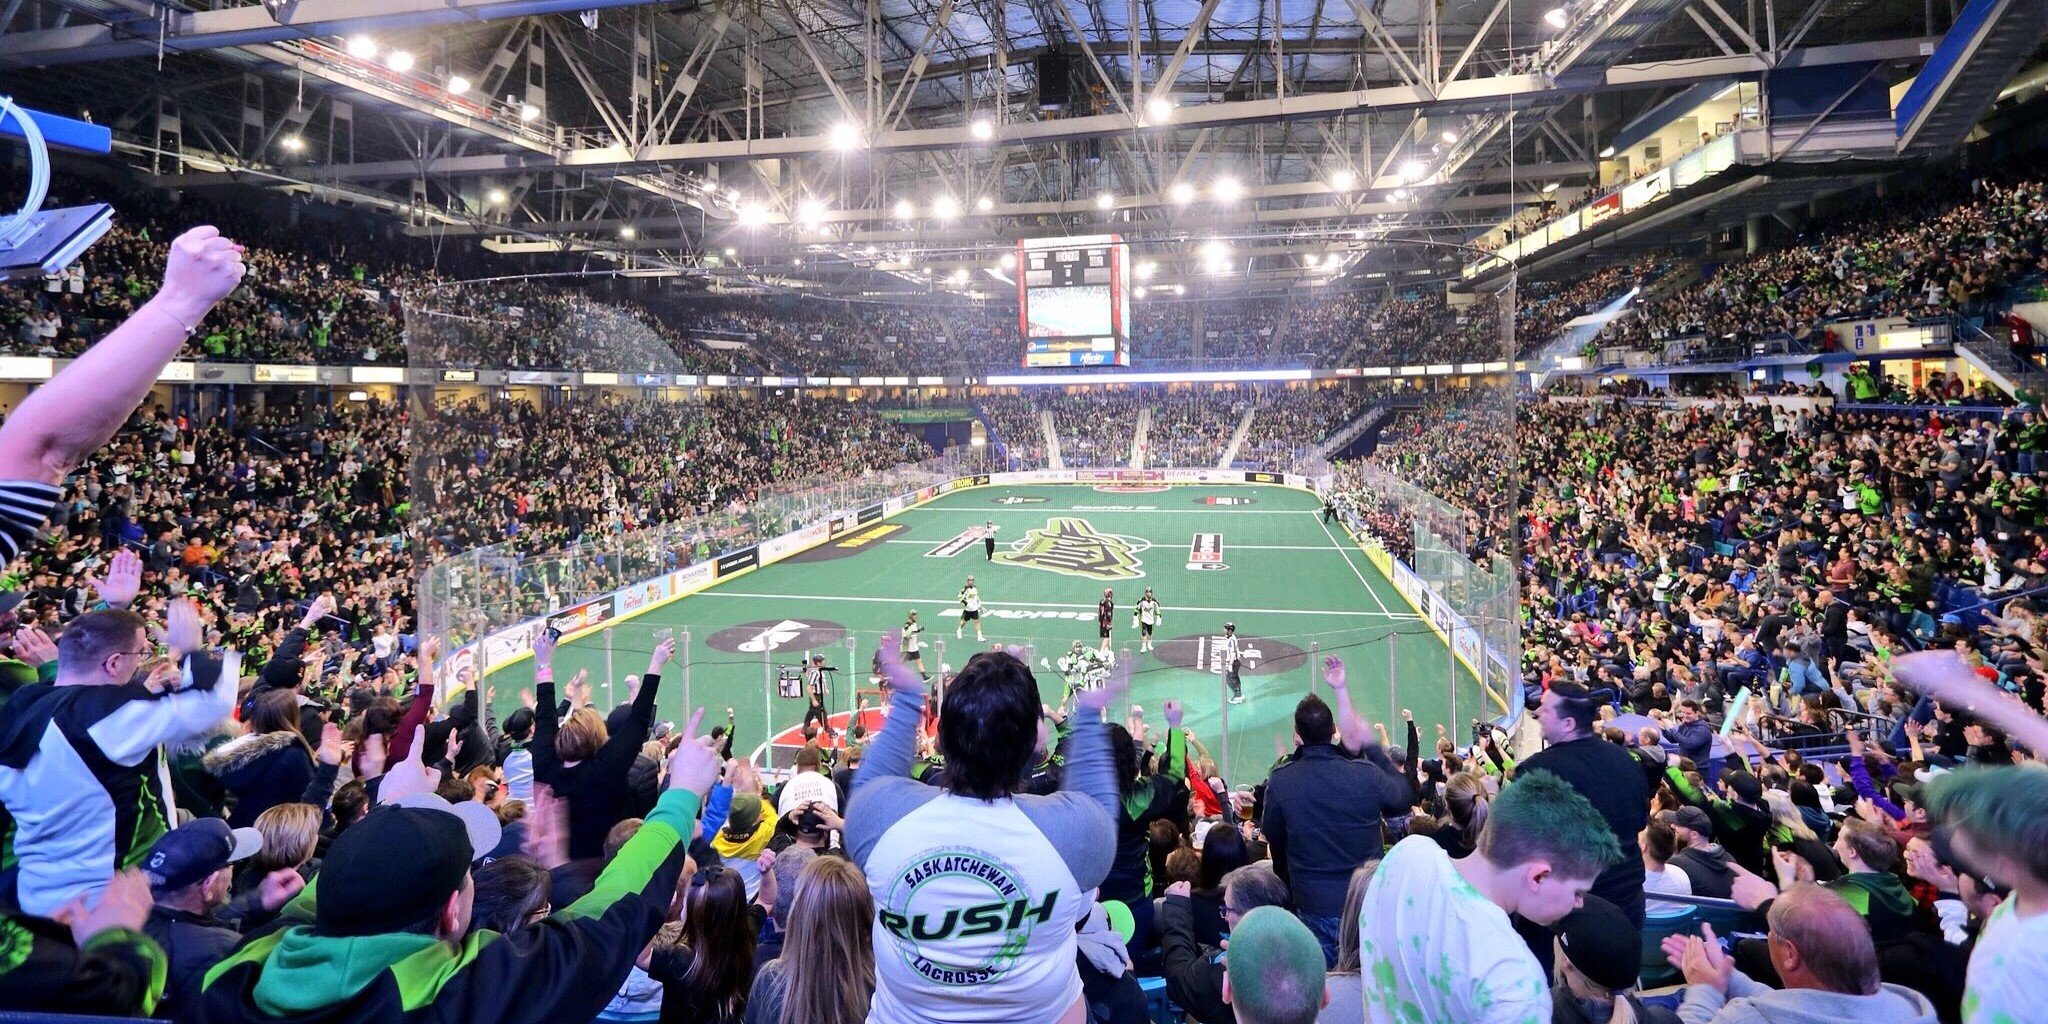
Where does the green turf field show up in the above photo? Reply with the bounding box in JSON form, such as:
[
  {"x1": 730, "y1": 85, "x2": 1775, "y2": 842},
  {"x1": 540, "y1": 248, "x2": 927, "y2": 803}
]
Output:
[{"x1": 515, "y1": 483, "x2": 1488, "y2": 785}]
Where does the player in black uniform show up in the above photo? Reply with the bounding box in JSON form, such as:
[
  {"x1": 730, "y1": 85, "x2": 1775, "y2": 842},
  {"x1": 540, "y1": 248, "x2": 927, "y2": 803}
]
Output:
[
  {"x1": 1097, "y1": 588, "x2": 1115, "y2": 652},
  {"x1": 802, "y1": 654, "x2": 836, "y2": 740}
]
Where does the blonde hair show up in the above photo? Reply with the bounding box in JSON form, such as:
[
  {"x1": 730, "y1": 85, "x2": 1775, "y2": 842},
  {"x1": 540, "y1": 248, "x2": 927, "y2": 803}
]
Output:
[
  {"x1": 250, "y1": 802, "x2": 322, "y2": 874},
  {"x1": 1445, "y1": 771, "x2": 1492, "y2": 851},
  {"x1": 776, "y1": 857, "x2": 875, "y2": 1024},
  {"x1": 555, "y1": 706, "x2": 608, "y2": 762},
  {"x1": 1763, "y1": 789, "x2": 1816, "y2": 842}
]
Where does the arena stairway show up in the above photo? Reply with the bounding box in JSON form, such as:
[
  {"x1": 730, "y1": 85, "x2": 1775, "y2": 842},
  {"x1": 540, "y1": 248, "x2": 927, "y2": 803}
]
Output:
[
  {"x1": 1894, "y1": 0, "x2": 2048, "y2": 156},
  {"x1": 1954, "y1": 316, "x2": 2048, "y2": 399},
  {"x1": 1129, "y1": 406, "x2": 1152, "y2": 469},
  {"x1": 1040, "y1": 409, "x2": 1065, "y2": 469},
  {"x1": 1217, "y1": 406, "x2": 1256, "y2": 469}
]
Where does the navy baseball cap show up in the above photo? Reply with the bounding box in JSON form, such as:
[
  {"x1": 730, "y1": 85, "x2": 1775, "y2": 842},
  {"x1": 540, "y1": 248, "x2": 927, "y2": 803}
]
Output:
[{"x1": 143, "y1": 818, "x2": 263, "y2": 893}]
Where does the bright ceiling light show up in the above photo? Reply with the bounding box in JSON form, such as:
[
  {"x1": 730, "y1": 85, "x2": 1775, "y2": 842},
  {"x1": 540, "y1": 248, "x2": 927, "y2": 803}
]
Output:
[
  {"x1": 970, "y1": 118, "x2": 994, "y2": 141},
  {"x1": 1304, "y1": 253, "x2": 1323, "y2": 269},
  {"x1": 518, "y1": 103, "x2": 540, "y2": 122},
  {"x1": 1390, "y1": 188, "x2": 1407, "y2": 200},
  {"x1": 1096, "y1": 192, "x2": 1115, "y2": 211},
  {"x1": 1544, "y1": 6, "x2": 1570, "y2": 28},
  {"x1": 447, "y1": 75, "x2": 472, "y2": 96},
  {"x1": 345, "y1": 35, "x2": 377, "y2": 59},
  {"x1": 1542, "y1": 181, "x2": 1561, "y2": 193},
  {"x1": 1599, "y1": 145, "x2": 1616, "y2": 158},
  {"x1": 385, "y1": 50, "x2": 414, "y2": 73},
  {"x1": 1329, "y1": 169, "x2": 1355, "y2": 191},
  {"x1": 619, "y1": 226, "x2": 636, "y2": 239},
  {"x1": 950, "y1": 269, "x2": 969, "y2": 284},
  {"x1": 486, "y1": 188, "x2": 508, "y2": 204},
  {"x1": 1134, "y1": 286, "x2": 1148, "y2": 299},
  {"x1": 1212, "y1": 176, "x2": 1243, "y2": 202},
  {"x1": 797, "y1": 198, "x2": 826, "y2": 228},
  {"x1": 1145, "y1": 96, "x2": 1173, "y2": 124},
  {"x1": 1401, "y1": 159, "x2": 1426, "y2": 182},
  {"x1": 1440, "y1": 129, "x2": 1459, "y2": 144},
  {"x1": 931, "y1": 195, "x2": 960, "y2": 220},
  {"x1": 893, "y1": 200, "x2": 915, "y2": 219},
  {"x1": 724, "y1": 247, "x2": 737, "y2": 257},
  {"x1": 1169, "y1": 182, "x2": 1196, "y2": 204},
  {"x1": 829, "y1": 121, "x2": 864, "y2": 150},
  {"x1": 1201, "y1": 240, "x2": 1228, "y2": 260},
  {"x1": 1136, "y1": 260, "x2": 1156, "y2": 280},
  {"x1": 999, "y1": 253, "x2": 1016, "y2": 269},
  {"x1": 976, "y1": 196, "x2": 994, "y2": 212},
  {"x1": 737, "y1": 202, "x2": 769, "y2": 227},
  {"x1": 280, "y1": 135, "x2": 305, "y2": 152}
]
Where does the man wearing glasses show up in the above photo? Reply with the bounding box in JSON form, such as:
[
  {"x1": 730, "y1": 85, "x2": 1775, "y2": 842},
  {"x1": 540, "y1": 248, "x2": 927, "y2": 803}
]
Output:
[
  {"x1": 0, "y1": 601, "x2": 237, "y2": 916},
  {"x1": 1157, "y1": 863, "x2": 1292, "y2": 1024}
]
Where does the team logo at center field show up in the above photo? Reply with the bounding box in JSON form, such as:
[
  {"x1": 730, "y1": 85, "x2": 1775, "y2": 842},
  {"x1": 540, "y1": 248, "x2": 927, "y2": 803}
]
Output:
[
  {"x1": 1187, "y1": 533, "x2": 1227, "y2": 572},
  {"x1": 706, "y1": 619, "x2": 849, "y2": 654},
  {"x1": 993, "y1": 517, "x2": 1148, "y2": 581}
]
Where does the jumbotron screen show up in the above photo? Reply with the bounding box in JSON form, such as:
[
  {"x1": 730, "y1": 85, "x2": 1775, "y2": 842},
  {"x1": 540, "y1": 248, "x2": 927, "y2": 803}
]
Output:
[{"x1": 1017, "y1": 235, "x2": 1131, "y2": 368}]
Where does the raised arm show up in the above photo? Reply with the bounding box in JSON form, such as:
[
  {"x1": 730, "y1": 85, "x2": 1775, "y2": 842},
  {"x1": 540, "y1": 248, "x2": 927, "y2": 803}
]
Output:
[
  {"x1": 530, "y1": 634, "x2": 564, "y2": 785},
  {"x1": 1065, "y1": 660, "x2": 1129, "y2": 826},
  {"x1": 1323, "y1": 656, "x2": 1378, "y2": 756},
  {"x1": 1891, "y1": 650, "x2": 2048, "y2": 755},
  {"x1": 0, "y1": 228, "x2": 244, "y2": 489},
  {"x1": 385, "y1": 636, "x2": 439, "y2": 765},
  {"x1": 853, "y1": 632, "x2": 929, "y2": 792}
]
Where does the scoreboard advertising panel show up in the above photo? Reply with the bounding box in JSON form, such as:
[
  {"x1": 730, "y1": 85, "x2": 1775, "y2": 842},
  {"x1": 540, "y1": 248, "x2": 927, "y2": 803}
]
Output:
[{"x1": 1017, "y1": 235, "x2": 1132, "y2": 368}]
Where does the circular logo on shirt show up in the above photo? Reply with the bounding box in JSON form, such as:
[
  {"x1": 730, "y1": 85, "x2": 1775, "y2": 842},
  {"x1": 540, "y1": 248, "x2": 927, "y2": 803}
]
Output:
[
  {"x1": 1153, "y1": 633, "x2": 1308, "y2": 676},
  {"x1": 876, "y1": 847, "x2": 1058, "y2": 986},
  {"x1": 706, "y1": 619, "x2": 849, "y2": 654}
]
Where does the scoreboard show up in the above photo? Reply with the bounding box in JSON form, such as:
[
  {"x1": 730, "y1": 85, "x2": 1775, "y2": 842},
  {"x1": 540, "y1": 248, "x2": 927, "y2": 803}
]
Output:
[{"x1": 1017, "y1": 235, "x2": 1131, "y2": 368}]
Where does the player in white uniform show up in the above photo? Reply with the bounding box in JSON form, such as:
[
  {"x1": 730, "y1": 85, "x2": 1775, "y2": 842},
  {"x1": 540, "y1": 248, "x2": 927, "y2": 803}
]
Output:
[
  {"x1": 1133, "y1": 588, "x2": 1163, "y2": 652},
  {"x1": 901, "y1": 610, "x2": 927, "y2": 676},
  {"x1": 958, "y1": 575, "x2": 985, "y2": 641}
]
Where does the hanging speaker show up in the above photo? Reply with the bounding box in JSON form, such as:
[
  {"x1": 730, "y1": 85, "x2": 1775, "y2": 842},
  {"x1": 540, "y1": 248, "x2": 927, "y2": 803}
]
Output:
[{"x1": 1037, "y1": 53, "x2": 1073, "y2": 109}]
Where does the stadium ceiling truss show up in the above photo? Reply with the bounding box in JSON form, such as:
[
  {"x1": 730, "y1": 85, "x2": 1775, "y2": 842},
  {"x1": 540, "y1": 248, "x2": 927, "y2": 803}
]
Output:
[{"x1": 0, "y1": 0, "x2": 1952, "y2": 291}]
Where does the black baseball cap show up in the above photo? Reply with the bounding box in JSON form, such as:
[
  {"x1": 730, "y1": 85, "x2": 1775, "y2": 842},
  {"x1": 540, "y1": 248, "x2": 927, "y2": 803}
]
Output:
[
  {"x1": 143, "y1": 818, "x2": 263, "y2": 894},
  {"x1": 1660, "y1": 806, "x2": 1714, "y2": 839},
  {"x1": 316, "y1": 797, "x2": 501, "y2": 937},
  {"x1": 1557, "y1": 894, "x2": 1642, "y2": 992}
]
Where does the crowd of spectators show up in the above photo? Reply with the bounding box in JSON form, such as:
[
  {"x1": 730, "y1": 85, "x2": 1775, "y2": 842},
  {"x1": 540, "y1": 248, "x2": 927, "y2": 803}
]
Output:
[
  {"x1": 6, "y1": 186, "x2": 2048, "y2": 1024},
  {"x1": 1048, "y1": 390, "x2": 1146, "y2": 468},
  {"x1": 1144, "y1": 388, "x2": 1253, "y2": 468},
  {"x1": 1235, "y1": 385, "x2": 1384, "y2": 468},
  {"x1": 1600, "y1": 179, "x2": 2048, "y2": 351},
  {"x1": 973, "y1": 394, "x2": 1049, "y2": 463}
]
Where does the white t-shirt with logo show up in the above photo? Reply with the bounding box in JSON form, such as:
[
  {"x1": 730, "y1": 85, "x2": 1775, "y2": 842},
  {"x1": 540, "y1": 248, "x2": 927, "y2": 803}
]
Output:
[
  {"x1": 1964, "y1": 896, "x2": 2048, "y2": 1024},
  {"x1": 1357, "y1": 836, "x2": 1548, "y2": 1024},
  {"x1": 863, "y1": 794, "x2": 1085, "y2": 1024}
]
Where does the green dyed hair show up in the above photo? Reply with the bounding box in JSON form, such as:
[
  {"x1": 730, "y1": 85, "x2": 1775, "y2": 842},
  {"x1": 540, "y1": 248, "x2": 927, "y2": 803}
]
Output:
[
  {"x1": 1224, "y1": 906, "x2": 1326, "y2": 1024},
  {"x1": 1923, "y1": 767, "x2": 2048, "y2": 886},
  {"x1": 1484, "y1": 770, "x2": 1625, "y2": 880}
]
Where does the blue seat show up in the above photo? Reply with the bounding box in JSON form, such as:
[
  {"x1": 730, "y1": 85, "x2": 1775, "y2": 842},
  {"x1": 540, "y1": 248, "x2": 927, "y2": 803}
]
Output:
[
  {"x1": 1640, "y1": 908, "x2": 1698, "y2": 988},
  {"x1": 1137, "y1": 975, "x2": 1181, "y2": 1024}
]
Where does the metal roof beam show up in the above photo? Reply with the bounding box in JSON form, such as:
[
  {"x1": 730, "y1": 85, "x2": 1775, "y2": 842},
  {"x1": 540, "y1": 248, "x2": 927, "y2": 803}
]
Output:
[
  {"x1": 153, "y1": 37, "x2": 1930, "y2": 185},
  {"x1": 0, "y1": 0, "x2": 667, "y2": 68}
]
